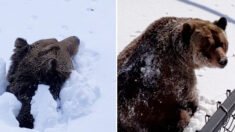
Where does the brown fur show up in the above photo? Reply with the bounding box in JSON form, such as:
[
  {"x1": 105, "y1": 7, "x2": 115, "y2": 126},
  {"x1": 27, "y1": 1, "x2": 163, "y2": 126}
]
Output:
[
  {"x1": 7, "y1": 36, "x2": 79, "y2": 128},
  {"x1": 118, "y1": 17, "x2": 228, "y2": 132}
]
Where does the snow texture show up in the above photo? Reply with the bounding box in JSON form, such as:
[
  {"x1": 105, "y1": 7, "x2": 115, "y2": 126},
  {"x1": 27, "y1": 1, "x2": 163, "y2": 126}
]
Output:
[
  {"x1": 118, "y1": 0, "x2": 235, "y2": 131},
  {"x1": 0, "y1": 0, "x2": 116, "y2": 131}
]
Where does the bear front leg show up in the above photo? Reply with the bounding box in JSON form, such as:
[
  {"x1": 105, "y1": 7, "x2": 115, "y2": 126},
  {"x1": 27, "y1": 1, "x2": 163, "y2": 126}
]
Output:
[
  {"x1": 17, "y1": 102, "x2": 34, "y2": 128},
  {"x1": 16, "y1": 83, "x2": 38, "y2": 128},
  {"x1": 176, "y1": 99, "x2": 198, "y2": 131},
  {"x1": 7, "y1": 79, "x2": 38, "y2": 129},
  {"x1": 177, "y1": 109, "x2": 190, "y2": 131}
]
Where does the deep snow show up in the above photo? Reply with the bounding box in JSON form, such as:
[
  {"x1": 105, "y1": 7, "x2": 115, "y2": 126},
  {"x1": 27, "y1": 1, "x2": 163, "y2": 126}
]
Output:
[
  {"x1": 118, "y1": 0, "x2": 235, "y2": 131},
  {"x1": 0, "y1": 0, "x2": 116, "y2": 132}
]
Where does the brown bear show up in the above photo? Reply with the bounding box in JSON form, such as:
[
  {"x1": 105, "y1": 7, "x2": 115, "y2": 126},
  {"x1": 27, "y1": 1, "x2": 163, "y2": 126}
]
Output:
[
  {"x1": 6, "y1": 36, "x2": 79, "y2": 128},
  {"x1": 118, "y1": 17, "x2": 228, "y2": 132}
]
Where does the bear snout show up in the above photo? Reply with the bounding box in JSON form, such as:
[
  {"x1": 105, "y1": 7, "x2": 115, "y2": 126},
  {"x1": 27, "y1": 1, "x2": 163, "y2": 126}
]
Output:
[
  {"x1": 71, "y1": 36, "x2": 80, "y2": 44},
  {"x1": 63, "y1": 36, "x2": 80, "y2": 46},
  {"x1": 215, "y1": 47, "x2": 227, "y2": 68},
  {"x1": 218, "y1": 57, "x2": 228, "y2": 68},
  {"x1": 60, "y1": 36, "x2": 80, "y2": 57}
]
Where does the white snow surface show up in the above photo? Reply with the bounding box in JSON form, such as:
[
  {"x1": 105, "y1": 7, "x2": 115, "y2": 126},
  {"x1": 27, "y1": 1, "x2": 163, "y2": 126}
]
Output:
[
  {"x1": 0, "y1": 92, "x2": 21, "y2": 127},
  {"x1": 118, "y1": 0, "x2": 235, "y2": 131},
  {"x1": 31, "y1": 85, "x2": 60, "y2": 131},
  {"x1": 0, "y1": 0, "x2": 116, "y2": 132}
]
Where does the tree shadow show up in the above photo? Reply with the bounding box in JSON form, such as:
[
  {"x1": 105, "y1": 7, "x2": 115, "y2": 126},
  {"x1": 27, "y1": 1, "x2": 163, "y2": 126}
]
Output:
[{"x1": 178, "y1": 0, "x2": 235, "y2": 24}]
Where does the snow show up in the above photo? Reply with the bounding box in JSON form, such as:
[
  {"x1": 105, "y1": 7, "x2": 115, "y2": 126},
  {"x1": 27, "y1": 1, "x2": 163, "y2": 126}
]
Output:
[
  {"x1": 0, "y1": 0, "x2": 115, "y2": 132},
  {"x1": 184, "y1": 96, "x2": 217, "y2": 132},
  {"x1": 31, "y1": 85, "x2": 59, "y2": 131},
  {"x1": 118, "y1": 0, "x2": 235, "y2": 131},
  {"x1": 0, "y1": 92, "x2": 21, "y2": 127},
  {"x1": 0, "y1": 58, "x2": 7, "y2": 95}
]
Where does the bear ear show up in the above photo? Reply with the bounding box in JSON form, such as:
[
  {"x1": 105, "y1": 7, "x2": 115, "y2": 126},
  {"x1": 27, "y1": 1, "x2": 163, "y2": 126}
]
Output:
[
  {"x1": 48, "y1": 59, "x2": 57, "y2": 71},
  {"x1": 182, "y1": 23, "x2": 194, "y2": 44},
  {"x1": 214, "y1": 17, "x2": 227, "y2": 30},
  {"x1": 15, "y1": 38, "x2": 28, "y2": 48},
  {"x1": 60, "y1": 36, "x2": 80, "y2": 57}
]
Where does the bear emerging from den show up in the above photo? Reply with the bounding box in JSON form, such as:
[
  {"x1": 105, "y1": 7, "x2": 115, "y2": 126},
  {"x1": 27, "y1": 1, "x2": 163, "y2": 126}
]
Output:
[
  {"x1": 118, "y1": 17, "x2": 228, "y2": 132},
  {"x1": 7, "y1": 36, "x2": 79, "y2": 128}
]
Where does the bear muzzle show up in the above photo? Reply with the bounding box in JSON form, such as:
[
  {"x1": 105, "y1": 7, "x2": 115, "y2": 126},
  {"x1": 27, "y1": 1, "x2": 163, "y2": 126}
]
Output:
[
  {"x1": 218, "y1": 57, "x2": 227, "y2": 68},
  {"x1": 215, "y1": 47, "x2": 227, "y2": 68}
]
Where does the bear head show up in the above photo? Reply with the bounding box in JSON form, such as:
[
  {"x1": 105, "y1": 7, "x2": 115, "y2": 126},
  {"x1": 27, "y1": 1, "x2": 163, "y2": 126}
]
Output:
[
  {"x1": 182, "y1": 17, "x2": 228, "y2": 68},
  {"x1": 8, "y1": 36, "x2": 79, "y2": 86}
]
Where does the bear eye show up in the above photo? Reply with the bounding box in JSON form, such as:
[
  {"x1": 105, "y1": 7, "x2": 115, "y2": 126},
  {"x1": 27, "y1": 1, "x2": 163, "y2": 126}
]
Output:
[
  {"x1": 38, "y1": 46, "x2": 59, "y2": 57},
  {"x1": 215, "y1": 43, "x2": 223, "y2": 48}
]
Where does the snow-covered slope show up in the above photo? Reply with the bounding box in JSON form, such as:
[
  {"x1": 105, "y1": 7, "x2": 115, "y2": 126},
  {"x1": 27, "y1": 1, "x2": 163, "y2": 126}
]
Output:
[
  {"x1": 0, "y1": 0, "x2": 116, "y2": 132},
  {"x1": 118, "y1": 0, "x2": 235, "y2": 131}
]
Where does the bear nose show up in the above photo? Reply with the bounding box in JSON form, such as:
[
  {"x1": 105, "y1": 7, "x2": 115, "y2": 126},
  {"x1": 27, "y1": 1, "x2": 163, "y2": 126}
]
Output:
[
  {"x1": 70, "y1": 36, "x2": 80, "y2": 44},
  {"x1": 218, "y1": 58, "x2": 227, "y2": 67}
]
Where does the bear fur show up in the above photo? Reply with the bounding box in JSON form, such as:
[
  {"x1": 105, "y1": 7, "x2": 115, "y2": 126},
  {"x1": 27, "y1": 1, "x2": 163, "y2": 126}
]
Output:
[
  {"x1": 118, "y1": 17, "x2": 228, "y2": 132},
  {"x1": 6, "y1": 36, "x2": 79, "y2": 128}
]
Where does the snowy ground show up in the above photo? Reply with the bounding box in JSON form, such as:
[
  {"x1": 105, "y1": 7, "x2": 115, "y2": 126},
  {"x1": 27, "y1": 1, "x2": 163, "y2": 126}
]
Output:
[
  {"x1": 118, "y1": 0, "x2": 235, "y2": 131},
  {"x1": 0, "y1": 0, "x2": 116, "y2": 132}
]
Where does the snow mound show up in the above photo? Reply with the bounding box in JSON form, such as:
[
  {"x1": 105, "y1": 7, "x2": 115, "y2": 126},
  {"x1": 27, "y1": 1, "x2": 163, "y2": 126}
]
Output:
[
  {"x1": 0, "y1": 92, "x2": 21, "y2": 127},
  {"x1": 31, "y1": 84, "x2": 60, "y2": 131},
  {"x1": 60, "y1": 70, "x2": 100, "y2": 120},
  {"x1": 60, "y1": 42, "x2": 100, "y2": 120}
]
